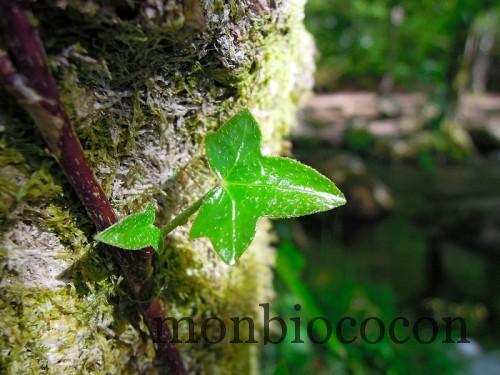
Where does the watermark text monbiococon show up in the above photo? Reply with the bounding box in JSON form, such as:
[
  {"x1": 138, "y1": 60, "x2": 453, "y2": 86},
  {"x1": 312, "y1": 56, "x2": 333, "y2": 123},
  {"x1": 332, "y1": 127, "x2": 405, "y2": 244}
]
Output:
[{"x1": 153, "y1": 303, "x2": 470, "y2": 345}]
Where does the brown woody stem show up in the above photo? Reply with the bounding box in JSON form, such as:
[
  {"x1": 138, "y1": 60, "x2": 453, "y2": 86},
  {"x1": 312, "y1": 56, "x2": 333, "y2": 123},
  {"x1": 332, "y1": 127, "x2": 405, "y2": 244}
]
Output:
[{"x1": 0, "y1": 2, "x2": 186, "y2": 374}]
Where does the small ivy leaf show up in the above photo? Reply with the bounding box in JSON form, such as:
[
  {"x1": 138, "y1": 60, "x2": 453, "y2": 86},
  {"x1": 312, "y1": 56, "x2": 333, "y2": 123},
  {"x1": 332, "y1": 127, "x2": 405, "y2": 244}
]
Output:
[
  {"x1": 94, "y1": 203, "x2": 162, "y2": 251},
  {"x1": 190, "y1": 109, "x2": 346, "y2": 265}
]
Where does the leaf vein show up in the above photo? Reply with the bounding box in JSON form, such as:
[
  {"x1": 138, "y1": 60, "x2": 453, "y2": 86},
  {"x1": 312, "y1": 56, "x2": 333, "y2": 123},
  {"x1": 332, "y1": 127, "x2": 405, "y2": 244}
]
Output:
[
  {"x1": 226, "y1": 120, "x2": 248, "y2": 178},
  {"x1": 227, "y1": 182, "x2": 345, "y2": 203}
]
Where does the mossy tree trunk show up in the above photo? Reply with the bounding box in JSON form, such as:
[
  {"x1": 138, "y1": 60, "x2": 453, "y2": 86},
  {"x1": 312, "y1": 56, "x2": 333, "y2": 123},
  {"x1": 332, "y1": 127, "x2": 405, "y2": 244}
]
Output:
[{"x1": 0, "y1": 1, "x2": 314, "y2": 374}]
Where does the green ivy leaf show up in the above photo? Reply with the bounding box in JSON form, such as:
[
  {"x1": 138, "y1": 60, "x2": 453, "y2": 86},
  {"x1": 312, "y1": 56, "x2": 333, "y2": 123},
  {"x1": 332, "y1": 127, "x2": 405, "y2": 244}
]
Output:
[
  {"x1": 94, "y1": 204, "x2": 162, "y2": 251},
  {"x1": 190, "y1": 109, "x2": 346, "y2": 265}
]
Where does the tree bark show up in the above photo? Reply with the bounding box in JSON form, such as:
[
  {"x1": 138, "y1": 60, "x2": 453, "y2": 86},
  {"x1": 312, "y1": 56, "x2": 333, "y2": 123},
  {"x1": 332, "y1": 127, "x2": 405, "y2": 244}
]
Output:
[{"x1": 0, "y1": 0, "x2": 314, "y2": 374}]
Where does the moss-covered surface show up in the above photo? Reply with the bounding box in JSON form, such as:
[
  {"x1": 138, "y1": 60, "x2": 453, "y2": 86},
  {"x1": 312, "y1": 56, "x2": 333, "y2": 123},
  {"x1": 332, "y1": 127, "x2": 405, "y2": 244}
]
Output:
[{"x1": 0, "y1": 0, "x2": 314, "y2": 373}]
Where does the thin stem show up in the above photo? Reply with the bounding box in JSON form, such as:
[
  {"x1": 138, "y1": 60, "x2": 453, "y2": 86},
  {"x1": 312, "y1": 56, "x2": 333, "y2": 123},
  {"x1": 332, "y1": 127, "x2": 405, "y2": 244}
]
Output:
[
  {"x1": 0, "y1": 3, "x2": 186, "y2": 374},
  {"x1": 161, "y1": 192, "x2": 209, "y2": 236}
]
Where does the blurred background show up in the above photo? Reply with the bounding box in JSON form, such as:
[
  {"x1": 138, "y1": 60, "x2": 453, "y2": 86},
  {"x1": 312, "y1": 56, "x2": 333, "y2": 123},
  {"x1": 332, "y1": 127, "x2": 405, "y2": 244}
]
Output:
[{"x1": 264, "y1": 1, "x2": 500, "y2": 374}]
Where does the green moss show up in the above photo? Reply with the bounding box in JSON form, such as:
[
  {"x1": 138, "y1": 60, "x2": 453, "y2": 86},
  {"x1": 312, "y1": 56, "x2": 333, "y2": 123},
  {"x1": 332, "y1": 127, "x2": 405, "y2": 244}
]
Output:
[{"x1": 0, "y1": 284, "x2": 155, "y2": 374}]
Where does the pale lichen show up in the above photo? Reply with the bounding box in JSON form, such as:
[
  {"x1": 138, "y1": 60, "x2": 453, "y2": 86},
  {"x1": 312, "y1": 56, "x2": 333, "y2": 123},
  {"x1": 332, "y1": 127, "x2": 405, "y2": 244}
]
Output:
[{"x1": 0, "y1": 0, "x2": 314, "y2": 373}]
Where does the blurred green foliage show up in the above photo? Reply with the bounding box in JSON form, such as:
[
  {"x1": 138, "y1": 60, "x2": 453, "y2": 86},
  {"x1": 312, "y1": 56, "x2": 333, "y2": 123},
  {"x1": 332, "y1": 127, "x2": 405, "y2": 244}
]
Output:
[
  {"x1": 265, "y1": 240, "x2": 464, "y2": 375},
  {"x1": 262, "y1": 2, "x2": 500, "y2": 373},
  {"x1": 306, "y1": 0, "x2": 497, "y2": 91}
]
